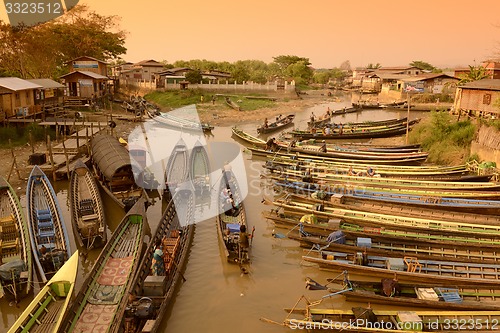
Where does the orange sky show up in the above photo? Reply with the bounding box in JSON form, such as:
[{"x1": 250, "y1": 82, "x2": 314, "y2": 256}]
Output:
[{"x1": 1, "y1": 0, "x2": 500, "y2": 68}]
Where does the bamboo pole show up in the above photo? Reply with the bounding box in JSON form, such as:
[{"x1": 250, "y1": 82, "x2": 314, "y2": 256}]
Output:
[
  {"x1": 86, "y1": 125, "x2": 90, "y2": 156},
  {"x1": 29, "y1": 131, "x2": 34, "y2": 154},
  {"x1": 7, "y1": 139, "x2": 21, "y2": 181},
  {"x1": 47, "y1": 135, "x2": 56, "y2": 182},
  {"x1": 62, "y1": 136, "x2": 70, "y2": 179}
]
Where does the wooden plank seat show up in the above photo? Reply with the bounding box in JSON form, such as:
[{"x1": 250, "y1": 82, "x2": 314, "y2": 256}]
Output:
[
  {"x1": 435, "y1": 287, "x2": 463, "y2": 303},
  {"x1": 37, "y1": 210, "x2": 55, "y2": 240},
  {"x1": 0, "y1": 238, "x2": 20, "y2": 256},
  {"x1": 79, "y1": 199, "x2": 95, "y2": 216}
]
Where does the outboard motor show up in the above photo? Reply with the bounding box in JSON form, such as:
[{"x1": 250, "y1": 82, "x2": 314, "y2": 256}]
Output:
[{"x1": 134, "y1": 297, "x2": 154, "y2": 319}]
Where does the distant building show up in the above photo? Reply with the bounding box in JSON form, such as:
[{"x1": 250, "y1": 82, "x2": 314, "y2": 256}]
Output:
[
  {"x1": 27, "y1": 78, "x2": 65, "y2": 108},
  {"x1": 110, "y1": 62, "x2": 134, "y2": 79},
  {"x1": 65, "y1": 56, "x2": 108, "y2": 76},
  {"x1": 0, "y1": 77, "x2": 42, "y2": 119},
  {"x1": 402, "y1": 73, "x2": 459, "y2": 94},
  {"x1": 454, "y1": 60, "x2": 500, "y2": 80},
  {"x1": 122, "y1": 59, "x2": 165, "y2": 81},
  {"x1": 376, "y1": 66, "x2": 423, "y2": 76},
  {"x1": 454, "y1": 79, "x2": 500, "y2": 118}
]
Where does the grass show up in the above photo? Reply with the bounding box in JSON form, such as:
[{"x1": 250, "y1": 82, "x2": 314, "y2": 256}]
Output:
[
  {"x1": 0, "y1": 123, "x2": 55, "y2": 148},
  {"x1": 409, "y1": 111, "x2": 476, "y2": 164},
  {"x1": 144, "y1": 90, "x2": 276, "y2": 111}
]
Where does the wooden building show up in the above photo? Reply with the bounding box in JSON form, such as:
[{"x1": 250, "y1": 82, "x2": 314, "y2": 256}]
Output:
[
  {"x1": 65, "y1": 56, "x2": 109, "y2": 76},
  {"x1": 453, "y1": 79, "x2": 500, "y2": 118},
  {"x1": 121, "y1": 59, "x2": 165, "y2": 81},
  {"x1": 0, "y1": 77, "x2": 42, "y2": 120},
  {"x1": 27, "y1": 79, "x2": 65, "y2": 108},
  {"x1": 59, "y1": 71, "x2": 109, "y2": 100},
  {"x1": 403, "y1": 74, "x2": 459, "y2": 94}
]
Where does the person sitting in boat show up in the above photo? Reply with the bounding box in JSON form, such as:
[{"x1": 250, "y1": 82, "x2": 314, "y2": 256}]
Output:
[
  {"x1": 348, "y1": 166, "x2": 358, "y2": 176},
  {"x1": 151, "y1": 240, "x2": 165, "y2": 276},
  {"x1": 325, "y1": 126, "x2": 331, "y2": 135},
  {"x1": 265, "y1": 137, "x2": 276, "y2": 151},
  {"x1": 366, "y1": 166, "x2": 375, "y2": 177},
  {"x1": 264, "y1": 118, "x2": 269, "y2": 128},
  {"x1": 302, "y1": 168, "x2": 313, "y2": 183},
  {"x1": 319, "y1": 140, "x2": 327, "y2": 153}
]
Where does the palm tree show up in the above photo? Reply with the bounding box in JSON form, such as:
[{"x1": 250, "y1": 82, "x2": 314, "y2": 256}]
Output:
[{"x1": 458, "y1": 65, "x2": 489, "y2": 84}]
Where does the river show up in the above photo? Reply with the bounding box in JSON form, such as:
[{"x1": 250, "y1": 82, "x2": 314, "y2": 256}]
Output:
[{"x1": 0, "y1": 95, "x2": 428, "y2": 332}]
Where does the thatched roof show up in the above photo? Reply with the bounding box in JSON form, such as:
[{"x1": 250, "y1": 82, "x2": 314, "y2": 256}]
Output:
[{"x1": 91, "y1": 134, "x2": 131, "y2": 181}]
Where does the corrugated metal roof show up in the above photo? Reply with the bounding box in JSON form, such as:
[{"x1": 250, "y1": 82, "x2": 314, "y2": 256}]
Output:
[
  {"x1": 459, "y1": 79, "x2": 500, "y2": 91},
  {"x1": 26, "y1": 78, "x2": 65, "y2": 89},
  {"x1": 65, "y1": 56, "x2": 108, "y2": 64},
  {"x1": 0, "y1": 77, "x2": 42, "y2": 91},
  {"x1": 60, "y1": 71, "x2": 109, "y2": 80},
  {"x1": 91, "y1": 134, "x2": 132, "y2": 181}
]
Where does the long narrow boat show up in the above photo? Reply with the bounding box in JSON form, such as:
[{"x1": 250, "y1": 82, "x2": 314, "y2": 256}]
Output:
[
  {"x1": 217, "y1": 170, "x2": 249, "y2": 264},
  {"x1": 225, "y1": 97, "x2": 241, "y2": 111},
  {"x1": 148, "y1": 110, "x2": 214, "y2": 132},
  {"x1": 266, "y1": 197, "x2": 500, "y2": 239},
  {"x1": 264, "y1": 211, "x2": 500, "y2": 248},
  {"x1": 273, "y1": 169, "x2": 500, "y2": 191},
  {"x1": 307, "y1": 107, "x2": 361, "y2": 127},
  {"x1": 274, "y1": 180, "x2": 500, "y2": 214},
  {"x1": 26, "y1": 166, "x2": 71, "y2": 284},
  {"x1": 164, "y1": 138, "x2": 189, "y2": 195},
  {"x1": 7, "y1": 251, "x2": 78, "y2": 333},
  {"x1": 120, "y1": 187, "x2": 195, "y2": 333},
  {"x1": 257, "y1": 114, "x2": 295, "y2": 134},
  {"x1": 279, "y1": 305, "x2": 500, "y2": 332},
  {"x1": 59, "y1": 198, "x2": 146, "y2": 333},
  {"x1": 290, "y1": 123, "x2": 417, "y2": 140},
  {"x1": 288, "y1": 192, "x2": 500, "y2": 225},
  {"x1": 303, "y1": 251, "x2": 500, "y2": 286},
  {"x1": 91, "y1": 134, "x2": 144, "y2": 210},
  {"x1": 0, "y1": 177, "x2": 32, "y2": 302},
  {"x1": 340, "y1": 281, "x2": 500, "y2": 311},
  {"x1": 232, "y1": 127, "x2": 267, "y2": 148},
  {"x1": 69, "y1": 159, "x2": 107, "y2": 249},
  {"x1": 189, "y1": 140, "x2": 211, "y2": 196}
]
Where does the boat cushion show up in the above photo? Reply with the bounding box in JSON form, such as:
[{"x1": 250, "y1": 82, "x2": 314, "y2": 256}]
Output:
[{"x1": 435, "y1": 287, "x2": 463, "y2": 303}]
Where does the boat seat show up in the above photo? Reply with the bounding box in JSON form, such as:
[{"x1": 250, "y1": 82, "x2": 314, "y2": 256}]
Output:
[
  {"x1": 82, "y1": 213, "x2": 99, "y2": 222},
  {"x1": 0, "y1": 238, "x2": 20, "y2": 257},
  {"x1": 435, "y1": 288, "x2": 463, "y2": 303},
  {"x1": 79, "y1": 199, "x2": 95, "y2": 216}
]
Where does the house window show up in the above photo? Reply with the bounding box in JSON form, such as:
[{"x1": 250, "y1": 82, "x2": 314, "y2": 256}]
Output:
[
  {"x1": 483, "y1": 94, "x2": 492, "y2": 105},
  {"x1": 15, "y1": 93, "x2": 20, "y2": 100},
  {"x1": 25, "y1": 91, "x2": 30, "y2": 99}
]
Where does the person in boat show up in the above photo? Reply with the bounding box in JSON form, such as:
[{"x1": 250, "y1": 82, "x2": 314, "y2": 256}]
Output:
[
  {"x1": 265, "y1": 137, "x2": 276, "y2": 151},
  {"x1": 339, "y1": 123, "x2": 343, "y2": 135},
  {"x1": 319, "y1": 140, "x2": 327, "y2": 153},
  {"x1": 302, "y1": 168, "x2": 313, "y2": 183},
  {"x1": 151, "y1": 240, "x2": 165, "y2": 276},
  {"x1": 366, "y1": 166, "x2": 375, "y2": 177},
  {"x1": 264, "y1": 118, "x2": 269, "y2": 128},
  {"x1": 326, "y1": 107, "x2": 331, "y2": 117},
  {"x1": 325, "y1": 126, "x2": 331, "y2": 135},
  {"x1": 310, "y1": 112, "x2": 316, "y2": 122},
  {"x1": 239, "y1": 225, "x2": 250, "y2": 254},
  {"x1": 348, "y1": 166, "x2": 358, "y2": 176}
]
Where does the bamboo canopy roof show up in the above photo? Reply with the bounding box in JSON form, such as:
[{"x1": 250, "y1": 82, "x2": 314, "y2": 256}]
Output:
[{"x1": 91, "y1": 134, "x2": 132, "y2": 181}]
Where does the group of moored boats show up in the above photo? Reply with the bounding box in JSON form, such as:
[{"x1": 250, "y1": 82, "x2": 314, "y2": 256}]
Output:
[
  {"x1": 1, "y1": 130, "x2": 254, "y2": 333},
  {"x1": 230, "y1": 120, "x2": 500, "y2": 332}
]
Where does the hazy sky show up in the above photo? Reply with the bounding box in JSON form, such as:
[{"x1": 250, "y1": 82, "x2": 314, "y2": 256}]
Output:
[{"x1": 1, "y1": 0, "x2": 499, "y2": 68}]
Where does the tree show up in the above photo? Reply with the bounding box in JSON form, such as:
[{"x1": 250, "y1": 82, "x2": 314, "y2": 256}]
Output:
[
  {"x1": 458, "y1": 65, "x2": 489, "y2": 84},
  {"x1": 0, "y1": 5, "x2": 126, "y2": 79},
  {"x1": 285, "y1": 61, "x2": 313, "y2": 85},
  {"x1": 410, "y1": 60, "x2": 436, "y2": 71},
  {"x1": 339, "y1": 60, "x2": 351, "y2": 72},
  {"x1": 272, "y1": 55, "x2": 311, "y2": 75},
  {"x1": 185, "y1": 70, "x2": 202, "y2": 84}
]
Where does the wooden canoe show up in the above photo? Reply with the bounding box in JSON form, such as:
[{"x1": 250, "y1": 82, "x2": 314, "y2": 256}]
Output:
[
  {"x1": 303, "y1": 251, "x2": 500, "y2": 286},
  {"x1": 0, "y1": 177, "x2": 32, "y2": 302},
  {"x1": 189, "y1": 140, "x2": 211, "y2": 196},
  {"x1": 26, "y1": 165, "x2": 71, "y2": 284},
  {"x1": 225, "y1": 97, "x2": 241, "y2": 111},
  {"x1": 290, "y1": 123, "x2": 417, "y2": 140},
  {"x1": 257, "y1": 114, "x2": 295, "y2": 134},
  {"x1": 7, "y1": 251, "x2": 78, "y2": 333},
  {"x1": 69, "y1": 159, "x2": 107, "y2": 249},
  {"x1": 274, "y1": 180, "x2": 500, "y2": 214},
  {"x1": 60, "y1": 198, "x2": 146, "y2": 333},
  {"x1": 148, "y1": 110, "x2": 213, "y2": 132},
  {"x1": 217, "y1": 170, "x2": 250, "y2": 264},
  {"x1": 120, "y1": 188, "x2": 195, "y2": 333},
  {"x1": 231, "y1": 127, "x2": 266, "y2": 148},
  {"x1": 164, "y1": 138, "x2": 189, "y2": 195}
]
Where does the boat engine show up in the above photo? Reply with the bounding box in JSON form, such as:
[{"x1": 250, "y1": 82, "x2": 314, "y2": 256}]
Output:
[{"x1": 126, "y1": 297, "x2": 154, "y2": 319}]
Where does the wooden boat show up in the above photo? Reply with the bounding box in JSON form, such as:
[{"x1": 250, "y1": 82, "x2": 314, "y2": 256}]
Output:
[
  {"x1": 274, "y1": 169, "x2": 500, "y2": 192},
  {"x1": 59, "y1": 198, "x2": 146, "y2": 333},
  {"x1": 303, "y1": 250, "x2": 500, "y2": 286},
  {"x1": 189, "y1": 140, "x2": 211, "y2": 196},
  {"x1": 120, "y1": 188, "x2": 195, "y2": 333},
  {"x1": 264, "y1": 211, "x2": 500, "y2": 248},
  {"x1": 274, "y1": 180, "x2": 500, "y2": 213},
  {"x1": 257, "y1": 114, "x2": 295, "y2": 134},
  {"x1": 232, "y1": 127, "x2": 268, "y2": 148},
  {"x1": 340, "y1": 279, "x2": 500, "y2": 311},
  {"x1": 7, "y1": 251, "x2": 78, "y2": 333},
  {"x1": 288, "y1": 192, "x2": 500, "y2": 225},
  {"x1": 280, "y1": 304, "x2": 500, "y2": 332},
  {"x1": 267, "y1": 197, "x2": 500, "y2": 239},
  {"x1": 290, "y1": 122, "x2": 417, "y2": 140},
  {"x1": 148, "y1": 110, "x2": 214, "y2": 132},
  {"x1": 91, "y1": 134, "x2": 144, "y2": 210},
  {"x1": 307, "y1": 107, "x2": 361, "y2": 127},
  {"x1": 26, "y1": 165, "x2": 71, "y2": 284},
  {"x1": 217, "y1": 170, "x2": 250, "y2": 264},
  {"x1": 164, "y1": 138, "x2": 189, "y2": 195},
  {"x1": 225, "y1": 97, "x2": 241, "y2": 111},
  {"x1": 0, "y1": 177, "x2": 32, "y2": 302},
  {"x1": 69, "y1": 159, "x2": 106, "y2": 249}
]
